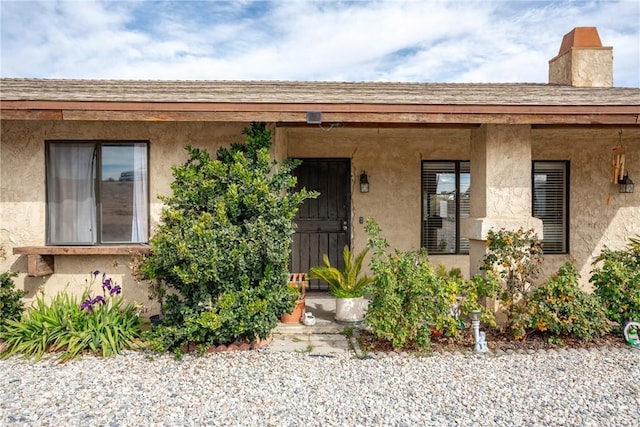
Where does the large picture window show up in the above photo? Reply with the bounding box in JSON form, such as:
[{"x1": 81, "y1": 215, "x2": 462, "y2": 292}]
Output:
[
  {"x1": 533, "y1": 161, "x2": 569, "y2": 254},
  {"x1": 46, "y1": 141, "x2": 149, "y2": 245},
  {"x1": 422, "y1": 161, "x2": 470, "y2": 254}
]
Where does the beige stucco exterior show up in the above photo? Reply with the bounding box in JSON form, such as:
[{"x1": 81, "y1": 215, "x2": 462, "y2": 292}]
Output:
[
  {"x1": 549, "y1": 48, "x2": 614, "y2": 88},
  {"x1": 3, "y1": 119, "x2": 637, "y2": 313},
  {"x1": 0, "y1": 120, "x2": 249, "y2": 311},
  {"x1": 548, "y1": 27, "x2": 613, "y2": 88}
]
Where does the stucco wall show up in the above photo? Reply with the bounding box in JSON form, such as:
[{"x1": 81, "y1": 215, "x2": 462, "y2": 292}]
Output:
[
  {"x1": 285, "y1": 125, "x2": 639, "y2": 288},
  {"x1": 1, "y1": 120, "x2": 638, "y2": 308},
  {"x1": 532, "y1": 127, "x2": 640, "y2": 288},
  {"x1": 285, "y1": 126, "x2": 472, "y2": 276},
  {"x1": 0, "y1": 120, "x2": 249, "y2": 310},
  {"x1": 548, "y1": 48, "x2": 613, "y2": 87}
]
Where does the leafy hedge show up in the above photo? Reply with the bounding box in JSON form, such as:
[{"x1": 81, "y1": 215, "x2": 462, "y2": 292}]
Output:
[
  {"x1": 591, "y1": 240, "x2": 640, "y2": 324},
  {"x1": 141, "y1": 122, "x2": 316, "y2": 352},
  {"x1": 529, "y1": 263, "x2": 611, "y2": 341},
  {"x1": 364, "y1": 218, "x2": 492, "y2": 350},
  {"x1": 0, "y1": 272, "x2": 25, "y2": 332}
]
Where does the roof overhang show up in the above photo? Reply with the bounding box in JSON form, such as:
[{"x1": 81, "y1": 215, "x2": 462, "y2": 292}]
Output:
[{"x1": 2, "y1": 100, "x2": 639, "y2": 126}]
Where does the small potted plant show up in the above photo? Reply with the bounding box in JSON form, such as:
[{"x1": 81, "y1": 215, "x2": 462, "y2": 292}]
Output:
[
  {"x1": 280, "y1": 273, "x2": 307, "y2": 324},
  {"x1": 309, "y1": 245, "x2": 375, "y2": 324}
]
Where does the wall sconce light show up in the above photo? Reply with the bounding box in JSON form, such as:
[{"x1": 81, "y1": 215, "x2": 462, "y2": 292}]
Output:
[
  {"x1": 359, "y1": 171, "x2": 369, "y2": 193},
  {"x1": 619, "y1": 173, "x2": 635, "y2": 193}
]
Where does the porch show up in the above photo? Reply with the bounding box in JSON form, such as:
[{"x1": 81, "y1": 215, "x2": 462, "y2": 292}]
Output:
[{"x1": 270, "y1": 292, "x2": 357, "y2": 355}]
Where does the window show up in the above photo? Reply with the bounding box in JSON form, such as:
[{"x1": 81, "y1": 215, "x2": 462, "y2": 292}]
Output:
[
  {"x1": 422, "y1": 161, "x2": 470, "y2": 254},
  {"x1": 533, "y1": 161, "x2": 569, "y2": 254},
  {"x1": 46, "y1": 141, "x2": 149, "y2": 245}
]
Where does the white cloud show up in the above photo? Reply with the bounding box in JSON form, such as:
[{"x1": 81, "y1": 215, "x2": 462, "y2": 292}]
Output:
[{"x1": 1, "y1": 0, "x2": 638, "y2": 87}]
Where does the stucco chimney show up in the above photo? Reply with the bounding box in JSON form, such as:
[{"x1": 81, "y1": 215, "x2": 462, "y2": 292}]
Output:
[{"x1": 548, "y1": 27, "x2": 613, "y2": 87}]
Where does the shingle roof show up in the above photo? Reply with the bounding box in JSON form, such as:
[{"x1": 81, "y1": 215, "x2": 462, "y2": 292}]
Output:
[{"x1": 1, "y1": 78, "x2": 639, "y2": 106}]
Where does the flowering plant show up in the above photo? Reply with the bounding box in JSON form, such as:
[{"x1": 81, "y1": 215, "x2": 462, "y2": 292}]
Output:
[
  {"x1": 0, "y1": 270, "x2": 141, "y2": 362},
  {"x1": 80, "y1": 270, "x2": 122, "y2": 312}
]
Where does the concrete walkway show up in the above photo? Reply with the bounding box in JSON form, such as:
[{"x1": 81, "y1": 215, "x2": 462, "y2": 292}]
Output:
[{"x1": 268, "y1": 293, "x2": 356, "y2": 356}]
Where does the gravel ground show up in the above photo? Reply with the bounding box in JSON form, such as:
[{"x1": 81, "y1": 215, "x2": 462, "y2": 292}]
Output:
[{"x1": 1, "y1": 347, "x2": 639, "y2": 427}]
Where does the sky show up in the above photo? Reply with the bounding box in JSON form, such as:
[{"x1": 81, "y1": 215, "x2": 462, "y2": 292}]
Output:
[{"x1": 1, "y1": 0, "x2": 639, "y2": 87}]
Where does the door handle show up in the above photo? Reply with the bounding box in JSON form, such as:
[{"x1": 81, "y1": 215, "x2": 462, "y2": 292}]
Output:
[{"x1": 342, "y1": 220, "x2": 348, "y2": 231}]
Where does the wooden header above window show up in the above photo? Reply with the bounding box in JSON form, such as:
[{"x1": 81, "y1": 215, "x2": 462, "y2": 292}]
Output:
[{"x1": 12, "y1": 245, "x2": 151, "y2": 277}]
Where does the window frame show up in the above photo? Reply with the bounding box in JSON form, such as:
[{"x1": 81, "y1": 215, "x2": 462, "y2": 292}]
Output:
[
  {"x1": 421, "y1": 160, "x2": 470, "y2": 255},
  {"x1": 532, "y1": 160, "x2": 570, "y2": 254},
  {"x1": 45, "y1": 140, "x2": 150, "y2": 246}
]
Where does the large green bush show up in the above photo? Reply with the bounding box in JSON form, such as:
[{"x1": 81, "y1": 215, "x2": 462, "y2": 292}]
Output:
[
  {"x1": 529, "y1": 263, "x2": 611, "y2": 341},
  {"x1": 480, "y1": 228, "x2": 543, "y2": 339},
  {"x1": 364, "y1": 218, "x2": 491, "y2": 351},
  {"x1": 141, "y1": 122, "x2": 316, "y2": 350},
  {"x1": 0, "y1": 272, "x2": 25, "y2": 332},
  {"x1": 0, "y1": 272, "x2": 140, "y2": 362},
  {"x1": 591, "y1": 239, "x2": 640, "y2": 324}
]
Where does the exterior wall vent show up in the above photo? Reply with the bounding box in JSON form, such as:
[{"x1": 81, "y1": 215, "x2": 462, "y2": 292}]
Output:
[{"x1": 306, "y1": 111, "x2": 322, "y2": 124}]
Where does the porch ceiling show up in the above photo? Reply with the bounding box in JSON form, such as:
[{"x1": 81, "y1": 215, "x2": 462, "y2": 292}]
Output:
[{"x1": 1, "y1": 78, "x2": 639, "y2": 125}]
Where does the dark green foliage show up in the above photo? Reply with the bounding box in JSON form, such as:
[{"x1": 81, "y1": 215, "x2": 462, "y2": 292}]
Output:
[
  {"x1": 591, "y1": 240, "x2": 640, "y2": 324},
  {"x1": 364, "y1": 218, "x2": 491, "y2": 350},
  {"x1": 141, "y1": 122, "x2": 316, "y2": 350},
  {"x1": 481, "y1": 228, "x2": 543, "y2": 339},
  {"x1": 0, "y1": 272, "x2": 25, "y2": 332},
  {"x1": 0, "y1": 273, "x2": 140, "y2": 362},
  {"x1": 529, "y1": 263, "x2": 611, "y2": 341}
]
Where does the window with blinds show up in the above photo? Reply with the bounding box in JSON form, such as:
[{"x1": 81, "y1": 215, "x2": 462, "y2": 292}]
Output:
[
  {"x1": 533, "y1": 161, "x2": 569, "y2": 254},
  {"x1": 422, "y1": 161, "x2": 470, "y2": 254}
]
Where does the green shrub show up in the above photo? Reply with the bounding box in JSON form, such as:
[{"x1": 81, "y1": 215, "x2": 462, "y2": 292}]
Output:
[
  {"x1": 529, "y1": 263, "x2": 611, "y2": 341},
  {"x1": 0, "y1": 272, "x2": 140, "y2": 362},
  {"x1": 590, "y1": 240, "x2": 640, "y2": 324},
  {"x1": 437, "y1": 267, "x2": 497, "y2": 329},
  {"x1": 141, "y1": 122, "x2": 316, "y2": 351},
  {"x1": 481, "y1": 228, "x2": 543, "y2": 339},
  {"x1": 0, "y1": 272, "x2": 25, "y2": 332},
  {"x1": 364, "y1": 219, "x2": 491, "y2": 350}
]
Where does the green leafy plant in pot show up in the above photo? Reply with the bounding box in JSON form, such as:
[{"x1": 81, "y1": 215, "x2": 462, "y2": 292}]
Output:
[
  {"x1": 309, "y1": 245, "x2": 375, "y2": 323},
  {"x1": 280, "y1": 273, "x2": 307, "y2": 324}
]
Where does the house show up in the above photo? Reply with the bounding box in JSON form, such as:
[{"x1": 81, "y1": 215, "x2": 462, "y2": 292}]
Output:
[{"x1": 1, "y1": 27, "x2": 639, "y2": 311}]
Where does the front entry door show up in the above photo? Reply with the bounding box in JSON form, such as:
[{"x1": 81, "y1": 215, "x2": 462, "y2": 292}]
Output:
[{"x1": 290, "y1": 159, "x2": 350, "y2": 291}]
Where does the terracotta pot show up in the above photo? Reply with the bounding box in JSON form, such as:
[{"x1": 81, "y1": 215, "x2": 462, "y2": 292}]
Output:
[{"x1": 280, "y1": 299, "x2": 305, "y2": 324}]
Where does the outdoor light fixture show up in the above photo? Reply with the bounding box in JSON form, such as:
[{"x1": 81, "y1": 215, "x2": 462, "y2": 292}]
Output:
[
  {"x1": 359, "y1": 171, "x2": 369, "y2": 193},
  {"x1": 619, "y1": 173, "x2": 635, "y2": 193},
  {"x1": 469, "y1": 310, "x2": 488, "y2": 353}
]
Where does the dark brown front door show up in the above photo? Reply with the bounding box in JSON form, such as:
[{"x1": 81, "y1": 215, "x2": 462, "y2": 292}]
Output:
[{"x1": 290, "y1": 159, "x2": 350, "y2": 291}]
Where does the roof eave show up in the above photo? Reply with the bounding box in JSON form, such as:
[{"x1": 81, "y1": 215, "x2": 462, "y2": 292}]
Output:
[{"x1": 1, "y1": 100, "x2": 639, "y2": 126}]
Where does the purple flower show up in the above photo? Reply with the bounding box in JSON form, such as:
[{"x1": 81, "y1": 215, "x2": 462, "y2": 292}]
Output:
[
  {"x1": 92, "y1": 270, "x2": 100, "y2": 277},
  {"x1": 109, "y1": 285, "x2": 122, "y2": 295},
  {"x1": 80, "y1": 298, "x2": 94, "y2": 312},
  {"x1": 102, "y1": 278, "x2": 112, "y2": 291},
  {"x1": 92, "y1": 295, "x2": 106, "y2": 305}
]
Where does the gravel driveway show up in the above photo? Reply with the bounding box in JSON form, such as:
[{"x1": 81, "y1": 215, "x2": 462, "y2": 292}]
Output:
[{"x1": 1, "y1": 347, "x2": 639, "y2": 426}]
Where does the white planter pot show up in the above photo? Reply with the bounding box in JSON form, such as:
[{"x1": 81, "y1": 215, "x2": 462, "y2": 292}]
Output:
[{"x1": 335, "y1": 297, "x2": 365, "y2": 324}]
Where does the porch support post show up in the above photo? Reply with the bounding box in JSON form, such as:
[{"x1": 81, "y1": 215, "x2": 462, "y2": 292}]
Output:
[{"x1": 462, "y1": 124, "x2": 543, "y2": 282}]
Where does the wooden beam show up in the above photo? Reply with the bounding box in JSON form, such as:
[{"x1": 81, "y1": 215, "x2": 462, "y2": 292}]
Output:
[
  {"x1": 13, "y1": 245, "x2": 151, "y2": 256},
  {"x1": 0, "y1": 109, "x2": 63, "y2": 120},
  {"x1": 2, "y1": 99, "x2": 639, "y2": 115},
  {"x1": 26, "y1": 255, "x2": 54, "y2": 277},
  {"x1": 0, "y1": 109, "x2": 632, "y2": 125}
]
